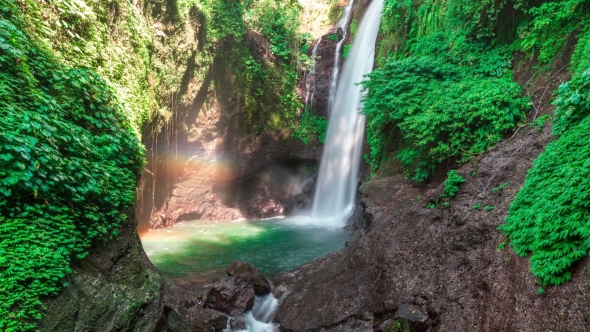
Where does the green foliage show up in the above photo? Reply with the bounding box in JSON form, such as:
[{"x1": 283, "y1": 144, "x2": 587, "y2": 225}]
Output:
[
  {"x1": 492, "y1": 182, "x2": 510, "y2": 194},
  {"x1": 292, "y1": 108, "x2": 328, "y2": 145},
  {"x1": 474, "y1": 203, "x2": 482, "y2": 210},
  {"x1": 326, "y1": 33, "x2": 338, "y2": 42},
  {"x1": 342, "y1": 44, "x2": 351, "y2": 60},
  {"x1": 378, "y1": 0, "x2": 525, "y2": 62},
  {"x1": 17, "y1": 0, "x2": 157, "y2": 136},
  {"x1": 362, "y1": 53, "x2": 529, "y2": 180},
  {"x1": 500, "y1": 114, "x2": 590, "y2": 286},
  {"x1": 538, "y1": 287, "x2": 545, "y2": 294},
  {"x1": 0, "y1": 3, "x2": 143, "y2": 329},
  {"x1": 205, "y1": 0, "x2": 306, "y2": 133},
  {"x1": 484, "y1": 205, "x2": 495, "y2": 212},
  {"x1": 531, "y1": 114, "x2": 551, "y2": 131},
  {"x1": 350, "y1": 18, "x2": 358, "y2": 38},
  {"x1": 515, "y1": 0, "x2": 590, "y2": 65},
  {"x1": 444, "y1": 170, "x2": 466, "y2": 197},
  {"x1": 499, "y1": 5, "x2": 590, "y2": 287},
  {"x1": 552, "y1": 68, "x2": 590, "y2": 136}
]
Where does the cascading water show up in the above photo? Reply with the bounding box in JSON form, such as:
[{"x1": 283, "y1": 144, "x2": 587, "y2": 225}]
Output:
[
  {"x1": 326, "y1": 0, "x2": 355, "y2": 114},
  {"x1": 304, "y1": 39, "x2": 321, "y2": 111},
  {"x1": 311, "y1": 0, "x2": 384, "y2": 227},
  {"x1": 233, "y1": 294, "x2": 278, "y2": 332}
]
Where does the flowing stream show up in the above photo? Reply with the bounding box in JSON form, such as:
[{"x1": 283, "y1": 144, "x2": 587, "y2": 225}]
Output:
[{"x1": 311, "y1": 0, "x2": 384, "y2": 227}]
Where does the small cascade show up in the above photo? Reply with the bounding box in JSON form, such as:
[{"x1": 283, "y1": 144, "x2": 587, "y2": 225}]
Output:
[
  {"x1": 311, "y1": 0, "x2": 384, "y2": 227},
  {"x1": 304, "y1": 39, "x2": 322, "y2": 111},
  {"x1": 326, "y1": 0, "x2": 355, "y2": 114},
  {"x1": 226, "y1": 294, "x2": 278, "y2": 332}
]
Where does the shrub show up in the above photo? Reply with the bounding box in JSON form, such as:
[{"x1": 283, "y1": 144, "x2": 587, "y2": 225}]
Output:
[
  {"x1": 552, "y1": 68, "x2": 590, "y2": 136},
  {"x1": 361, "y1": 55, "x2": 529, "y2": 180},
  {"x1": 444, "y1": 170, "x2": 467, "y2": 197},
  {"x1": 292, "y1": 108, "x2": 328, "y2": 144}
]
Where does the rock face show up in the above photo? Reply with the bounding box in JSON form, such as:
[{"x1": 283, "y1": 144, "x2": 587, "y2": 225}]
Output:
[
  {"x1": 226, "y1": 260, "x2": 272, "y2": 296},
  {"x1": 137, "y1": 33, "x2": 324, "y2": 231},
  {"x1": 38, "y1": 210, "x2": 223, "y2": 331},
  {"x1": 272, "y1": 36, "x2": 590, "y2": 332},
  {"x1": 206, "y1": 277, "x2": 256, "y2": 317},
  {"x1": 205, "y1": 261, "x2": 273, "y2": 316}
]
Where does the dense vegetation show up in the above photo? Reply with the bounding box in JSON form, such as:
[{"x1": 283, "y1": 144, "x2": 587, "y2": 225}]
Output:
[
  {"x1": 500, "y1": 0, "x2": 590, "y2": 286},
  {"x1": 361, "y1": 0, "x2": 530, "y2": 181},
  {"x1": 0, "y1": 1, "x2": 143, "y2": 329}
]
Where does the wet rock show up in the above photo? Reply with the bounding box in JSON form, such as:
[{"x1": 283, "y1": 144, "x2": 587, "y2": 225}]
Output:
[
  {"x1": 230, "y1": 318, "x2": 247, "y2": 330},
  {"x1": 330, "y1": 320, "x2": 372, "y2": 332},
  {"x1": 379, "y1": 319, "x2": 410, "y2": 332},
  {"x1": 359, "y1": 311, "x2": 374, "y2": 321},
  {"x1": 186, "y1": 306, "x2": 229, "y2": 331},
  {"x1": 226, "y1": 260, "x2": 271, "y2": 296},
  {"x1": 206, "y1": 277, "x2": 255, "y2": 316},
  {"x1": 394, "y1": 304, "x2": 429, "y2": 332},
  {"x1": 164, "y1": 306, "x2": 214, "y2": 332}
]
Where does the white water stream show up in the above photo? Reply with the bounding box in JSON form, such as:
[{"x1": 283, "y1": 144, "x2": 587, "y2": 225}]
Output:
[
  {"x1": 304, "y1": 39, "x2": 321, "y2": 111},
  {"x1": 311, "y1": 0, "x2": 384, "y2": 227},
  {"x1": 326, "y1": 0, "x2": 355, "y2": 114}
]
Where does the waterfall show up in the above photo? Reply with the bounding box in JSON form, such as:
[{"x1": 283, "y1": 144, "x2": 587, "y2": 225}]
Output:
[
  {"x1": 304, "y1": 39, "x2": 321, "y2": 111},
  {"x1": 327, "y1": 0, "x2": 355, "y2": 114},
  {"x1": 311, "y1": 0, "x2": 384, "y2": 227}
]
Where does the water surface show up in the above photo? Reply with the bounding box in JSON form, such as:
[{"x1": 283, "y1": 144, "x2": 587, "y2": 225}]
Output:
[{"x1": 141, "y1": 218, "x2": 347, "y2": 286}]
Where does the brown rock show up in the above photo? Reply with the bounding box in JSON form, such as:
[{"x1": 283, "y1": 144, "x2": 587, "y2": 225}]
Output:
[
  {"x1": 394, "y1": 304, "x2": 428, "y2": 332},
  {"x1": 206, "y1": 276, "x2": 255, "y2": 316},
  {"x1": 186, "y1": 306, "x2": 229, "y2": 331},
  {"x1": 226, "y1": 260, "x2": 271, "y2": 296}
]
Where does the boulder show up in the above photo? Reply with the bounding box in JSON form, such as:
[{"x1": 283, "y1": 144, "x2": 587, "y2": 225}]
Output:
[
  {"x1": 394, "y1": 304, "x2": 429, "y2": 332},
  {"x1": 206, "y1": 276, "x2": 255, "y2": 316},
  {"x1": 226, "y1": 260, "x2": 272, "y2": 296},
  {"x1": 186, "y1": 306, "x2": 229, "y2": 331}
]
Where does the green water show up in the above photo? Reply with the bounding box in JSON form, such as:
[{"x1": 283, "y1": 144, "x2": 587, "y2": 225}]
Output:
[{"x1": 141, "y1": 218, "x2": 347, "y2": 286}]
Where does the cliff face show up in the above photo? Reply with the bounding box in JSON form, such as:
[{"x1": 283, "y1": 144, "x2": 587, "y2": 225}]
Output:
[
  {"x1": 135, "y1": 8, "x2": 338, "y2": 232},
  {"x1": 135, "y1": 46, "x2": 324, "y2": 230},
  {"x1": 273, "y1": 40, "x2": 590, "y2": 332},
  {"x1": 38, "y1": 210, "x2": 228, "y2": 331}
]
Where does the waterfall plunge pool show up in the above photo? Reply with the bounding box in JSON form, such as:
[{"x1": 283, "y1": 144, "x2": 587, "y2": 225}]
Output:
[{"x1": 140, "y1": 217, "x2": 347, "y2": 287}]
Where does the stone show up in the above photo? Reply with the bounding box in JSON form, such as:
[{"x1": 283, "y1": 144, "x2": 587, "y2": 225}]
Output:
[
  {"x1": 394, "y1": 304, "x2": 429, "y2": 332},
  {"x1": 186, "y1": 306, "x2": 229, "y2": 331},
  {"x1": 226, "y1": 260, "x2": 271, "y2": 296},
  {"x1": 206, "y1": 276, "x2": 255, "y2": 317},
  {"x1": 359, "y1": 311, "x2": 374, "y2": 321}
]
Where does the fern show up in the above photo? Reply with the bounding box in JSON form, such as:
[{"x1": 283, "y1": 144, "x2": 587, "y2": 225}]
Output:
[{"x1": 500, "y1": 114, "x2": 590, "y2": 286}]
